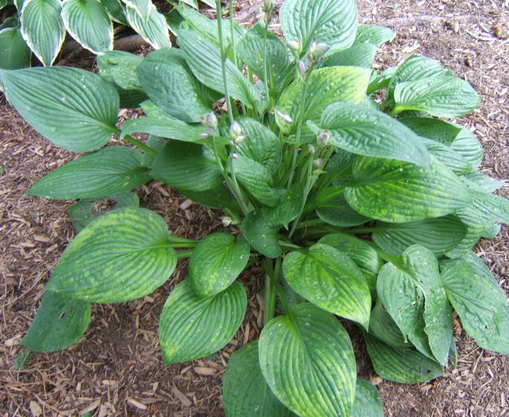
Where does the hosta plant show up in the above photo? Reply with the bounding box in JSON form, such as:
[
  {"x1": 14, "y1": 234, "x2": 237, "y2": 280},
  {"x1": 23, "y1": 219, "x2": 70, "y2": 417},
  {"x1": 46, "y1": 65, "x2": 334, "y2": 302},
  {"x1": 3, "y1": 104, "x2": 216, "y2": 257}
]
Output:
[{"x1": 2, "y1": 0, "x2": 509, "y2": 415}]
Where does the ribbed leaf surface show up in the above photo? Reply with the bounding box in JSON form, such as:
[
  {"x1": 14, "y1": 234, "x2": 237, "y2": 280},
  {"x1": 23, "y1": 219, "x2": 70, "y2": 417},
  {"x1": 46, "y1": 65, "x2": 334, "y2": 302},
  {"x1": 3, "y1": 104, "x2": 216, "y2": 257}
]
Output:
[
  {"x1": 121, "y1": 116, "x2": 206, "y2": 141},
  {"x1": 190, "y1": 233, "x2": 250, "y2": 298},
  {"x1": 354, "y1": 25, "x2": 394, "y2": 46},
  {"x1": 462, "y1": 172, "x2": 507, "y2": 193},
  {"x1": 46, "y1": 209, "x2": 177, "y2": 302},
  {"x1": 122, "y1": 0, "x2": 149, "y2": 20},
  {"x1": 20, "y1": 0, "x2": 65, "y2": 66},
  {"x1": 240, "y1": 211, "x2": 281, "y2": 259},
  {"x1": 315, "y1": 186, "x2": 368, "y2": 227},
  {"x1": 28, "y1": 147, "x2": 150, "y2": 199},
  {"x1": 368, "y1": 302, "x2": 408, "y2": 349},
  {"x1": 283, "y1": 244, "x2": 371, "y2": 329},
  {"x1": 263, "y1": 183, "x2": 306, "y2": 228},
  {"x1": 345, "y1": 157, "x2": 471, "y2": 222},
  {"x1": 125, "y1": 4, "x2": 170, "y2": 49},
  {"x1": 420, "y1": 137, "x2": 473, "y2": 174},
  {"x1": 450, "y1": 128, "x2": 483, "y2": 169},
  {"x1": 365, "y1": 334, "x2": 443, "y2": 383},
  {"x1": 0, "y1": 67, "x2": 119, "y2": 152},
  {"x1": 137, "y1": 48, "x2": 211, "y2": 123},
  {"x1": 352, "y1": 380, "x2": 384, "y2": 417},
  {"x1": 151, "y1": 141, "x2": 222, "y2": 191},
  {"x1": 21, "y1": 291, "x2": 90, "y2": 352},
  {"x1": 321, "y1": 102, "x2": 430, "y2": 166},
  {"x1": 319, "y1": 43, "x2": 377, "y2": 68},
  {"x1": 441, "y1": 260, "x2": 509, "y2": 354},
  {"x1": 159, "y1": 280, "x2": 247, "y2": 364},
  {"x1": 373, "y1": 215, "x2": 467, "y2": 257},
  {"x1": 377, "y1": 245, "x2": 453, "y2": 365},
  {"x1": 399, "y1": 117, "x2": 461, "y2": 145},
  {"x1": 0, "y1": 27, "x2": 31, "y2": 69},
  {"x1": 259, "y1": 304, "x2": 356, "y2": 417},
  {"x1": 97, "y1": 50, "x2": 143, "y2": 90},
  {"x1": 280, "y1": 0, "x2": 358, "y2": 50},
  {"x1": 100, "y1": 0, "x2": 127, "y2": 25},
  {"x1": 62, "y1": 0, "x2": 113, "y2": 54},
  {"x1": 223, "y1": 342, "x2": 293, "y2": 417},
  {"x1": 178, "y1": 29, "x2": 257, "y2": 107}
]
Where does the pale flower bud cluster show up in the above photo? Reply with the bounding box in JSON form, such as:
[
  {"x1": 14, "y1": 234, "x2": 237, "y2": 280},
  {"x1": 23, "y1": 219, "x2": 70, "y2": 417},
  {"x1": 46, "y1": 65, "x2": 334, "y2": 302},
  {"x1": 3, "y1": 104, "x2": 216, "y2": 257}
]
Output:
[
  {"x1": 200, "y1": 112, "x2": 218, "y2": 138},
  {"x1": 317, "y1": 130, "x2": 331, "y2": 146},
  {"x1": 308, "y1": 41, "x2": 330, "y2": 61},
  {"x1": 229, "y1": 121, "x2": 248, "y2": 145}
]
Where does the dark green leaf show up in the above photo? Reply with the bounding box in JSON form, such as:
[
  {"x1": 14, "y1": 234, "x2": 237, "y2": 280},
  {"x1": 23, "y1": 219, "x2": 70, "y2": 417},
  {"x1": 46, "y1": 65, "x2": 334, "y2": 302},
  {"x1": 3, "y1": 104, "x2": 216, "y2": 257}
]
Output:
[
  {"x1": 315, "y1": 186, "x2": 369, "y2": 227},
  {"x1": 365, "y1": 334, "x2": 443, "y2": 383},
  {"x1": 441, "y1": 260, "x2": 509, "y2": 354},
  {"x1": 283, "y1": 244, "x2": 371, "y2": 329},
  {"x1": 190, "y1": 233, "x2": 250, "y2": 298},
  {"x1": 137, "y1": 48, "x2": 211, "y2": 123},
  {"x1": 223, "y1": 342, "x2": 293, "y2": 417},
  {"x1": 259, "y1": 304, "x2": 357, "y2": 417},
  {"x1": 399, "y1": 117, "x2": 461, "y2": 145},
  {"x1": 121, "y1": 116, "x2": 206, "y2": 141},
  {"x1": 373, "y1": 215, "x2": 467, "y2": 257},
  {"x1": 1, "y1": 67, "x2": 119, "y2": 152},
  {"x1": 151, "y1": 141, "x2": 223, "y2": 191},
  {"x1": 240, "y1": 211, "x2": 281, "y2": 258},
  {"x1": 21, "y1": 291, "x2": 91, "y2": 352},
  {"x1": 28, "y1": 147, "x2": 150, "y2": 199},
  {"x1": 263, "y1": 182, "x2": 306, "y2": 228},
  {"x1": 368, "y1": 302, "x2": 409, "y2": 349},
  {"x1": 450, "y1": 128, "x2": 483, "y2": 170},
  {"x1": 178, "y1": 184, "x2": 233, "y2": 210},
  {"x1": 46, "y1": 208, "x2": 177, "y2": 302},
  {"x1": 351, "y1": 379, "x2": 384, "y2": 417},
  {"x1": 420, "y1": 137, "x2": 473, "y2": 174},
  {"x1": 97, "y1": 50, "x2": 143, "y2": 90},
  {"x1": 0, "y1": 28, "x2": 31, "y2": 69},
  {"x1": 159, "y1": 280, "x2": 247, "y2": 364},
  {"x1": 99, "y1": 0, "x2": 127, "y2": 25}
]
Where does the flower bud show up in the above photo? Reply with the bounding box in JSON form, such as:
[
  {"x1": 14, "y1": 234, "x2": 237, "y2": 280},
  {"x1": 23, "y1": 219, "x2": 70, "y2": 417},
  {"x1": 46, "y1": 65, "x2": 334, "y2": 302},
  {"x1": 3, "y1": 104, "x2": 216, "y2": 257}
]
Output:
[
  {"x1": 317, "y1": 130, "x2": 331, "y2": 146},
  {"x1": 234, "y1": 135, "x2": 247, "y2": 144},
  {"x1": 313, "y1": 158, "x2": 325, "y2": 168},
  {"x1": 287, "y1": 40, "x2": 301, "y2": 55},
  {"x1": 298, "y1": 60, "x2": 306, "y2": 79},
  {"x1": 229, "y1": 121, "x2": 242, "y2": 139},
  {"x1": 200, "y1": 132, "x2": 210, "y2": 139},
  {"x1": 274, "y1": 110, "x2": 293, "y2": 124},
  {"x1": 201, "y1": 112, "x2": 218, "y2": 129},
  {"x1": 221, "y1": 216, "x2": 232, "y2": 227},
  {"x1": 309, "y1": 42, "x2": 330, "y2": 61},
  {"x1": 231, "y1": 152, "x2": 239, "y2": 159},
  {"x1": 308, "y1": 145, "x2": 316, "y2": 154}
]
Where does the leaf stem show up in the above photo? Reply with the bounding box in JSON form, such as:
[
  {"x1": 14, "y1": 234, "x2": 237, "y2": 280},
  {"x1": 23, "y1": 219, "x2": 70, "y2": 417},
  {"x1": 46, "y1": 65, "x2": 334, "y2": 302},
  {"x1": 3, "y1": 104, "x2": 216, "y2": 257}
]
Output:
[
  {"x1": 116, "y1": 130, "x2": 158, "y2": 156},
  {"x1": 177, "y1": 250, "x2": 194, "y2": 259},
  {"x1": 216, "y1": 0, "x2": 234, "y2": 124}
]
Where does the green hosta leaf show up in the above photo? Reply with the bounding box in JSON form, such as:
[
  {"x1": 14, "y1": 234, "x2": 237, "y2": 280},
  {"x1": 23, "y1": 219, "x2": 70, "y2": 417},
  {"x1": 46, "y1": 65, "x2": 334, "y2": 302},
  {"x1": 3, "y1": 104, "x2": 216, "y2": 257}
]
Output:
[
  {"x1": 223, "y1": 342, "x2": 293, "y2": 417},
  {"x1": 0, "y1": 28, "x2": 32, "y2": 69},
  {"x1": 178, "y1": 184, "x2": 233, "y2": 210},
  {"x1": 121, "y1": 116, "x2": 206, "y2": 142},
  {"x1": 319, "y1": 43, "x2": 377, "y2": 68},
  {"x1": 240, "y1": 211, "x2": 281, "y2": 259},
  {"x1": 352, "y1": 380, "x2": 384, "y2": 417},
  {"x1": 259, "y1": 304, "x2": 356, "y2": 417},
  {"x1": 232, "y1": 156, "x2": 281, "y2": 207},
  {"x1": 125, "y1": 4, "x2": 170, "y2": 49},
  {"x1": 21, "y1": 291, "x2": 91, "y2": 352},
  {"x1": 280, "y1": 0, "x2": 358, "y2": 50},
  {"x1": 283, "y1": 244, "x2": 371, "y2": 328},
  {"x1": 451, "y1": 128, "x2": 483, "y2": 170},
  {"x1": 321, "y1": 102, "x2": 430, "y2": 166},
  {"x1": 238, "y1": 31, "x2": 292, "y2": 93},
  {"x1": 394, "y1": 76, "x2": 480, "y2": 118},
  {"x1": 97, "y1": 50, "x2": 143, "y2": 90},
  {"x1": 178, "y1": 29, "x2": 257, "y2": 107},
  {"x1": 445, "y1": 223, "x2": 484, "y2": 259},
  {"x1": 377, "y1": 245, "x2": 453, "y2": 365},
  {"x1": 462, "y1": 172, "x2": 507, "y2": 194},
  {"x1": 20, "y1": 0, "x2": 65, "y2": 66},
  {"x1": 373, "y1": 215, "x2": 467, "y2": 257},
  {"x1": 367, "y1": 66, "x2": 396, "y2": 94},
  {"x1": 263, "y1": 182, "x2": 306, "y2": 228},
  {"x1": 318, "y1": 234, "x2": 383, "y2": 291},
  {"x1": 0, "y1": 0, "x2": 12, "y2": 11},
  {"x1": 459, "y1": 190, "x2": 509, "y2": 226},
  {"x1": 368, "y1": 302, "x2": 408, "y2": 349},
  {"x1": 68, "y1": 191, "x2": 139, "y2": 232},
  {"x1": 62, "y1": 0, "x2": 113, "y2": 54},
  {"x1": 46, "y1": 208, "x2": 177, "y2": 302},
  {"x1": 151, "y1": 141, "x2": 222, "y2": 192},
  {"x1": 275, "y1": 66, "x2": 370, "y2": 140},
  {"x1": 420, "y1": 137, "x2": 473, "y2": 174},
  {"x1": 326, "y1": 150, "x2": 357, "y2": 187},
  {"x1": 315, "y1": 187, "x2": 369, "y2": 227},
  {"x1": 190, "y1": 233, "x2": 250, "y2": 298},
  {"x1": 399, "y1": 117, "x2": 461, "y2": 145},
  {"x1": 100, "y1": 0, "x2": 127, "y2": 25},
  {"x1": 354, "y1": 25, "x2": 394, "y2": 46},
  {"x1": 137, "y1": 48, "x2": 211, "y2": 123},
  {"x1": 365, "y1": 334, "x2": 443, "y2": 383},
  {"x1": 159, "y1": 280, "x2": 247, "y2": 364},
  {"x1": 28, "y1": 147, "x2": 150, "y2": 199},
  {"x1": 0, "y1": 67, "x2": 119, "y2": 152},
  {"x1": 234, "y1": 117, "x2": 282, "y2": 174},
  {"x1": 441, "y1": 260, "x2": 509, "y2": 354},
  {"x1": 122, "y1": 0, "x2": 149, "y2": 20},
  {"x1": 345, "y1": 157, "x2": 471, "y2": 223}
]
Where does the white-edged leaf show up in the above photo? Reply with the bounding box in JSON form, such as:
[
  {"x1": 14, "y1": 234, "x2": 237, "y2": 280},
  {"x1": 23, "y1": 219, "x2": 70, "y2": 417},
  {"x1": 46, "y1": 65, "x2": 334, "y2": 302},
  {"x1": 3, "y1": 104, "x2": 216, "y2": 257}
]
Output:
[
  {"x1": 223, "y1": 342, "x2": 293, "y2": 417},
  {"x1": 62, "y1": 0, "x2": 113, "y2": 54},
  {"x1": 20, "y1": 0, "x2": 65, "y2": 66},
  {"x1": 159, "y1": 280, "x2": 247, "y2": 364},
  {"x1": 259, "y1": 304, "x2": 357, "y2": 417},
  {"x1": 283, "y1": 244, "x2": 371, "y2": 329},
  {"x1": 99, "y1": 0, "x2": 127, "y2": 25},
  {"x1": 125, "y1": 4, "x2": 170, "y2": 49},
  {"x1": 27, "y1": 147, "x2": 150, "y2": 199},
  {"x1": 0, "y1": 67, "x2": 119, "y2": 152},
  {"x1": 122, "y1": 0, "x2": 149, "y2": 20},
  {"x1": 190, "y1": 233, "x2": 250, "y2": 298},
  {"x1": 280, "y1": 0, "x2": 358, "y2": 50},
  {"x1": 345, "y1": 157, "x2": 472, "y2": 223},
  {"x1": 46, "y1": 208, "x2": 177, "y2": 302},
  {"x1": 0, "y1": 27, "x2": 32, "y2": 69},
  {"x1": 321, "y1": 102, "x2": 430, "y2": 166}
]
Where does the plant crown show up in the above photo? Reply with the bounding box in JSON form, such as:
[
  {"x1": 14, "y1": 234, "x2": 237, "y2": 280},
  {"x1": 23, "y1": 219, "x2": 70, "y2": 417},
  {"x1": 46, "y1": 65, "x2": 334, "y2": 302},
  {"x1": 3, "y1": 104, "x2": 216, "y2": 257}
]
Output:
[{"x1": 1, "y1": 0, "x2": 509, "y2": 416}]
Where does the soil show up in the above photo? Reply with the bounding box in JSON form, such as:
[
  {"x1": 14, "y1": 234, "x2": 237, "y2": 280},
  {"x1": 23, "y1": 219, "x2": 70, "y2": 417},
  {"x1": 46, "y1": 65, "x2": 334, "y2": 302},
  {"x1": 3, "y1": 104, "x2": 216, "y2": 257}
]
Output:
[{"x1": 1, "y1": 0, "x2": 509, "y2": 416}]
